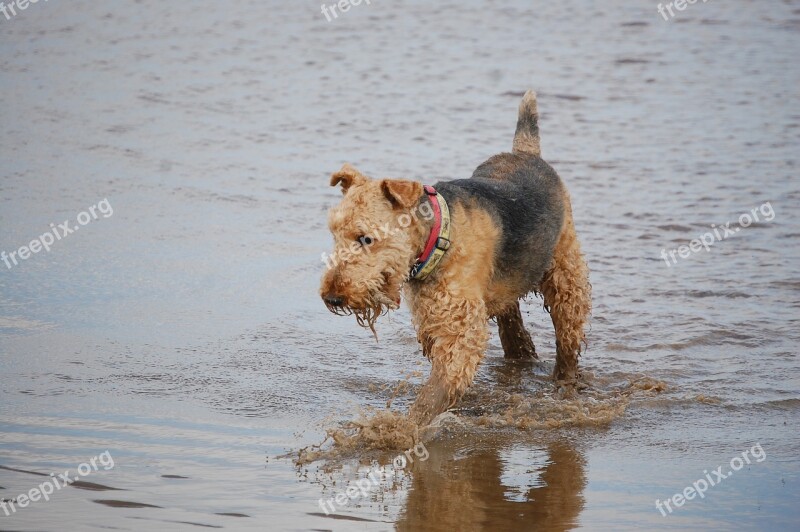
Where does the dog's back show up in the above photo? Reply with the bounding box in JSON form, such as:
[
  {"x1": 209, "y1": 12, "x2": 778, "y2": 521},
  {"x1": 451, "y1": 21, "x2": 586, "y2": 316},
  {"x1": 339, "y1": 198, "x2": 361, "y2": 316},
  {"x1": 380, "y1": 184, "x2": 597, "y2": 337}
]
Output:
[{"x1": 434, "y1": 91, "x2": 566, "y2": 293}]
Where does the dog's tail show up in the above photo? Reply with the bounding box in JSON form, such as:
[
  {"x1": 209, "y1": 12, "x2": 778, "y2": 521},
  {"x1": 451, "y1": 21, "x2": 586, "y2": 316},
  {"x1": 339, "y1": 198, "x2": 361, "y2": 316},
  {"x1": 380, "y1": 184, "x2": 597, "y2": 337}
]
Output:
[{"x1": 512, "y1": 90, "x2": 541, "y2": 156}]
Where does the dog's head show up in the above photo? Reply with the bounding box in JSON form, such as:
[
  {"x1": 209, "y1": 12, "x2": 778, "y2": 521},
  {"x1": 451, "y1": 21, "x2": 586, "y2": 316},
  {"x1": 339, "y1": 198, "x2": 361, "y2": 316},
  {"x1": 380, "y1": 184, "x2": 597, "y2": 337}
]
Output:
[{"x1": 320, "y1": 164, "x2": 432, "y2": 333}]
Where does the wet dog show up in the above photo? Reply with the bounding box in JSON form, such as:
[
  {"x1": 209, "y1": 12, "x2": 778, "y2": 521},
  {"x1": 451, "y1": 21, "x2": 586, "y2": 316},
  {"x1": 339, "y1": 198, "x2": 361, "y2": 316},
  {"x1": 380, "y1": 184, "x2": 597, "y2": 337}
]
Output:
[{"x1": 320, "y1": 91, "x2": 591, "y2": 425}]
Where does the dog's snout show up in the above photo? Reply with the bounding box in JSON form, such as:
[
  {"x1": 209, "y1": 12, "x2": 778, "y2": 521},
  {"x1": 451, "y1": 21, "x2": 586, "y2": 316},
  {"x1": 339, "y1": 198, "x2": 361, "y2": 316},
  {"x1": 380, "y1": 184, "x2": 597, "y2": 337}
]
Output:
[{"x1": 323, "y1": 294, "x2": 344, "y2": 307}]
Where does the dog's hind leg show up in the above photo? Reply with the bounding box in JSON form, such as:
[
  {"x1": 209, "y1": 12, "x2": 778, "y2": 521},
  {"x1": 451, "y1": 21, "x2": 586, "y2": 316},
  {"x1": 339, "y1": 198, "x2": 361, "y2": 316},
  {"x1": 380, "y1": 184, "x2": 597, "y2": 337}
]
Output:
[
  {"x1": 540, "y1": 194, "x2": 591, "y2": 386},
  {"x1": 496, "y1": 302, "x2": 537, "y2": 359}
]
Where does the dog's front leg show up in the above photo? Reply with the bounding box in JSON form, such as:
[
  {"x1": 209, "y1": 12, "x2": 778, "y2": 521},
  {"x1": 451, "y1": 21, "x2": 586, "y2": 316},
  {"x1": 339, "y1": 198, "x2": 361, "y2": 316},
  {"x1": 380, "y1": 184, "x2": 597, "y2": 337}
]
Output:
[{"x1": 409, "y1": 297, "x2": 489, "y2": 426}]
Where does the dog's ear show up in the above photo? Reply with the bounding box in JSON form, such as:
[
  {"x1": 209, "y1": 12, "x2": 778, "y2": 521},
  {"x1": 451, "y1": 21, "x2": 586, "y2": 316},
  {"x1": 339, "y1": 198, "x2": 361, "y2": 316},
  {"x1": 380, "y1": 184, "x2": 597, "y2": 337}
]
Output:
[
  {"x1": 381, "y1": 179, "x2": 424, "y2": 209},
  {"x1": 330, "y1": 163, "x2": 367, "y2": 194}
]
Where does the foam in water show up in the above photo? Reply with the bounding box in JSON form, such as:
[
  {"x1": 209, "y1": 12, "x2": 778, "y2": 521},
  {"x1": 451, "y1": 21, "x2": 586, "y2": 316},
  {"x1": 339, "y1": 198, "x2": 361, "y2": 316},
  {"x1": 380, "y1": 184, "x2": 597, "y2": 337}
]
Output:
[{"x1": 294, "y1": 372, "x2": 668, "y2": 465}]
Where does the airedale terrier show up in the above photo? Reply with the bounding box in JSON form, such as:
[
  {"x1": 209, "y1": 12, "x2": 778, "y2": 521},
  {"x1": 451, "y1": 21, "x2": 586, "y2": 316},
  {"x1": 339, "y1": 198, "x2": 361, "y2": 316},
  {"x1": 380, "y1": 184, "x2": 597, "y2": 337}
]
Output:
[{"x1": 320, "y1": 91, "x2": 591, "y2": 425}]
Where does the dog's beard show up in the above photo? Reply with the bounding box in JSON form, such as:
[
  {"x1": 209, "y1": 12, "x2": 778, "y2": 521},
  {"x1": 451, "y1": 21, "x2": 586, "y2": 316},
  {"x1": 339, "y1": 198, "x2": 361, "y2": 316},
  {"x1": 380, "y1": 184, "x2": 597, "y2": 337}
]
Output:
[
  {"x1": 323, "y1": 269, "x2": 407, "y2": 339},
  {"x1": 325, "y1": 291, "x2": 399, "y2": 340},
  {"x1": 353, "y1": 303, "x2": 385, "y2": 340}
]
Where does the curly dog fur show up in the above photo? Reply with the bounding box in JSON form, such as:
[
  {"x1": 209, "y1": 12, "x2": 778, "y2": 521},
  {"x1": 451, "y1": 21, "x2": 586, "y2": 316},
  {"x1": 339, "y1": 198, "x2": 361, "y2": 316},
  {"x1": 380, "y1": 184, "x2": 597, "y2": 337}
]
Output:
[{"x1": 320, "y1": 91, "x2": 591, "y2": 425}]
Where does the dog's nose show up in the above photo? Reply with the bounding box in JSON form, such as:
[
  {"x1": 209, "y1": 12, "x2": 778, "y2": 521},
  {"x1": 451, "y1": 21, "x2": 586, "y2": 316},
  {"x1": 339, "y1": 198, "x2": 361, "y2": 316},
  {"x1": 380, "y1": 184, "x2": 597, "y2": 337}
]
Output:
[{"x1": 323, "y1": 294, "x2": 344, "y2": 307}]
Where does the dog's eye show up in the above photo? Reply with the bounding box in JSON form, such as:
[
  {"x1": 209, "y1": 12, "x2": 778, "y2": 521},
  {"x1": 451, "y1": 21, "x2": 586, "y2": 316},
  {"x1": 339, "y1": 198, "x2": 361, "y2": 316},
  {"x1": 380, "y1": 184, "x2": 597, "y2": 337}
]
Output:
[{"x1": 357, "y1": 235, "x2": 374, "y2": 246}]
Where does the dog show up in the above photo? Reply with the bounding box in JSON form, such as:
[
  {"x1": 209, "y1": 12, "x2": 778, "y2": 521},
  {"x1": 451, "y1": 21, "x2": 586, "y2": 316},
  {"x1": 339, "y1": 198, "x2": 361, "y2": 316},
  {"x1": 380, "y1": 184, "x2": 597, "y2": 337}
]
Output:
[{"x1": 320, "y1": 91, "x2": 591, "y2": 425}]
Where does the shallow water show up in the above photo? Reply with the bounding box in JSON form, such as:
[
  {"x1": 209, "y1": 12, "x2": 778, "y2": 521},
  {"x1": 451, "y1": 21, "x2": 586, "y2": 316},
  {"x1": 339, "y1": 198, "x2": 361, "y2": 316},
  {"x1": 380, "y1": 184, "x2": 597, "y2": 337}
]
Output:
[{"x1": 1, "y1": 0, "x2": 799, "y2": 530}]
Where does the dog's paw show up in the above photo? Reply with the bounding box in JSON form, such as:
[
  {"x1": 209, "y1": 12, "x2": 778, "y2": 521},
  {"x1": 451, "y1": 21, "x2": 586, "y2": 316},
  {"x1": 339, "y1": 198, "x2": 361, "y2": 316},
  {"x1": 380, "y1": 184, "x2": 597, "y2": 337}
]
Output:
[
  {"x1": 555, "y1": 381, "x2": 585, "y2": 399},
  {"x1": 419, "y1": 411, "x2": 465, "y2": 440},
  {"x1": 429, "y1": 411, "x2": 464, "y2": 428}
]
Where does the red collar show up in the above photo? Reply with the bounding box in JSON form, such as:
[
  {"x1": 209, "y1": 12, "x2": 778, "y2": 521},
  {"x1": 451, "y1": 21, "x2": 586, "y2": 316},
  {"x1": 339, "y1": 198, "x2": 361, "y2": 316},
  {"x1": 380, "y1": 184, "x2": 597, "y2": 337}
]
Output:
[
  {"x1": 410, "y1": 185, "x2": 451, "y2": 280},
  {"x1": 417, "y1": 186, "x2": 442, "y2": 262}
]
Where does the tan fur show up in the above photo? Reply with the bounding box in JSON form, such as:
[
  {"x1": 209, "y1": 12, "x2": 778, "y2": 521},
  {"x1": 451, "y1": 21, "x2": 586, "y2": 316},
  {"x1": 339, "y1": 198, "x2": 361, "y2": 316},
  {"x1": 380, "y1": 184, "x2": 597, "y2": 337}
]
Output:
[
  {"x1": 540, "y1": 190, "x2": 591, "y2": 385},
  {"x1": 382, "y1": 179, "x2": 423, "y2": 208},
  {"x1": 512, "y1": 90, "x2": 541, "y2": 156},
  {"x1": 330, "y1": 163, "x2": 367, "y2": 192},
  {"x1": 485, "y1": 277, "x2": 529, "y2": 316}
]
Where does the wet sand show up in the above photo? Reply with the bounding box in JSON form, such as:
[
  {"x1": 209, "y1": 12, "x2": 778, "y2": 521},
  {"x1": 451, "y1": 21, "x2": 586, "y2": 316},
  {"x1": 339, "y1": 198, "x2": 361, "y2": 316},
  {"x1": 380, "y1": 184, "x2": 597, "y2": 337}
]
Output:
[{"x1": 1, "y1": 0, "x2": 799, "y2": 530}]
